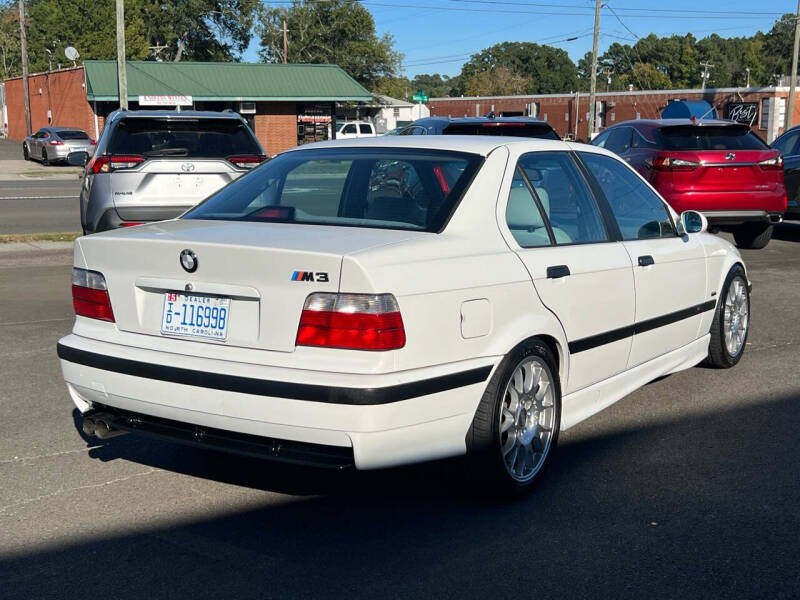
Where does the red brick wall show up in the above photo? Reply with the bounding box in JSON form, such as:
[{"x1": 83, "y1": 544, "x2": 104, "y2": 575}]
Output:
[
  {"x1": 254, "y1": 102, "x2": 297, "y2": 156},
  {"x1": 429, "y1": 89, "x2": 800, "y2": 141},
  {"x1": 4, "y1": 67, "x2": 96, "y2": 141}
]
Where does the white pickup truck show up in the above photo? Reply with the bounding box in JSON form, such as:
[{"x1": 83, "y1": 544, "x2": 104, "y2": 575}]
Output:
[{"x1": 336, "y1": 121, "x2": 377, "y2": 139}]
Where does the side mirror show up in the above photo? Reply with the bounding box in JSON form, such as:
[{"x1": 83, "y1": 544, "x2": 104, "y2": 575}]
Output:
[
  {"x1": 681, "y1": 210, "x2": 708, "y2": 234},
  {"x1": 66, "y1": 150, "x2": 89, "y2": 167}
]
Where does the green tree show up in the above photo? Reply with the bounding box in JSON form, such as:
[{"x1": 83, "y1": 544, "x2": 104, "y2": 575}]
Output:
[
  {"x1": 763, "y1": 14, "x2": 797, "y2": 81},
  {"x1": 410, "y1": 73, "x2": 453, "y2": 98},
  {"x1": 463, "y1": 66, "x2": 530, "y2": 96},
  {"x1": 620, "y1": 63, "x2": 671, "y2": 90},
  {"x1": 0, "y1": 1, "x2": 21, "y2": 80},
  {"x1": 373, "y1": 75, "x2": 411, "y2": 99},
  {"x1": 257, "y1": 0, "x2": 402, "y2": 88},
  {"x1": 456, "y1": 42, "x2": 577, "y2": 95}
]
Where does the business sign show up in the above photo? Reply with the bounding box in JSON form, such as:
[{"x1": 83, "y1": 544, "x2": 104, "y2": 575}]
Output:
[
  {"x1": 725, "y1": 102, "x2": 759, "y2": 124},
  {"x1": 138, "y1": 95, "x2": 193, "y2": 106}
]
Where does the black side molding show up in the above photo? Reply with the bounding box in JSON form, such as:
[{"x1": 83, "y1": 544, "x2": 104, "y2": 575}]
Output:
[
  {"x1": 57, "y1": 343, "x2": 493, "y2": 406},
  {"x1": 568, "y1": 299, "x2": 716, "y2": 354}
]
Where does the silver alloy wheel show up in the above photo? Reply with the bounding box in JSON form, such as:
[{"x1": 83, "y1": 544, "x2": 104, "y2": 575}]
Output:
[
  {"x1": 499, "y1": 356, "x2": 556, "y2": 483},
  {"x1": 723, "y1": 276, "x2": 749, "y2": 357}
]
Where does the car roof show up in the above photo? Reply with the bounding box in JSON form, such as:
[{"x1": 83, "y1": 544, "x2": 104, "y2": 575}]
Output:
[
  {"x1": 286, "y1": 135, "x2": 578, "y2": 156},
  {"x1": 108, "y1": 110, "x2": 246, "y2": 122},
  {"x1": 612, "y1": 118, "x2": 744, "y2": 131}
]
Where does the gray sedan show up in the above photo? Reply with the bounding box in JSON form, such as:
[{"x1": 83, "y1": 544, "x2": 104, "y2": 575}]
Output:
[{"x1": 23, "y1": 127, "x2": 96, "y2": 165}]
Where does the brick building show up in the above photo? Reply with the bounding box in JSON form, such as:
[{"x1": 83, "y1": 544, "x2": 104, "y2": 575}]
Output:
[
  {"x1": 428, "y1": 87, "x2": 800, "y2": 143},
  {"x1": 3, "y1": 60, "x2": 372, "y2": 156}
]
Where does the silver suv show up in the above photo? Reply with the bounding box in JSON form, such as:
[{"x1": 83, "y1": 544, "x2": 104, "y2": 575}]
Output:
[{"x1": 73, "y1": 110, "x2": 266, "y2": 234}]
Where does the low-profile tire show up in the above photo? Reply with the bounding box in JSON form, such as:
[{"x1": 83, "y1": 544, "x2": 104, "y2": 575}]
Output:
[
  {"x1": 22, "y1": 144, "x2": 29, "y2": 160},
  {"x1": 467, "y1": 338, "x2": 561, "y2": 495},
  {"x1": 733, "y1": 222, "x2": 773, "y2": 249},
  {"x1": 706, "y1": 264, "x2": 750, "y2": 369},
  {"x1": 41, "y1": 148, "x2": 49, "y2": 166}
]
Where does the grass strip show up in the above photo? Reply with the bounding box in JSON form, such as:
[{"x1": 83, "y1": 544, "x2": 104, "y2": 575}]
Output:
[{"x1": 0, "y1": 232, "x2": 81, "y2": 244}]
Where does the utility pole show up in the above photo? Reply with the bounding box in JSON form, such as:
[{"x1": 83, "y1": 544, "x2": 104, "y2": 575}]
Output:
[
  {"x1": 700, "y1": 60, "x2": 714, "y2": 91},
  {"x1": 17, "y1": 0, "x2": 31, "y2": 136},
  {"x1": 786, "y1": 0, "x2": 800, "y2": 129},
  {"x1": 283, "y1": 20, "x2": 288, "y2": 64},
  {"x1": 587, "y1": 0, "x2": 601, "y2": 140},
  {"x1": 115, "y1": 0, "x2": 128, "y2": 109}
]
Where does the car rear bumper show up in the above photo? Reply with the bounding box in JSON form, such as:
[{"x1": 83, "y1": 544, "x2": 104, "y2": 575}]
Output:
[
  {"x1": 661, "y1": 190, "x2": 787, "y2": 216},
  {"x1": 57, "y1": 334, "x2": 498, "y2": 470},
  {"x1": 700, "y1": 210, "x2": 784, "y2": 226}
]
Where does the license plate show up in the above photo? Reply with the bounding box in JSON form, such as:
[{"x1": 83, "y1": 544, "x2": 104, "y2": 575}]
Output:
[{"x1": 161, "y1": 292, "x2": 230, "y2": 340}]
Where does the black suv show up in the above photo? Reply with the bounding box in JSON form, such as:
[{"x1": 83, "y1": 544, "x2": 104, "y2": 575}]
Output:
[{"x1": 398, "y1": 116, "x2": 559, "y2": 139}]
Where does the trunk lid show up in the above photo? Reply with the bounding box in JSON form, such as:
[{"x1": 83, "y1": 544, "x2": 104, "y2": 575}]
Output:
[
  {"x1": 664, "y1": 149, "x2": 782, "y2": 193},
  {"x1": 110, "y1": 159, "x2": 242, "y2": 220},
  {"x1": 78, "y1": 220, "x2": 416, "y2": 352}
]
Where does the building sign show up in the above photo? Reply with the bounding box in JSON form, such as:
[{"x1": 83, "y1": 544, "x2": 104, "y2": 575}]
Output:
[
  {"x1": 725, "y1": 102, "x2": 759, "y2": 124},
  {"x1": 138, "y1": 95, "x2": 193, "y2": 106}
]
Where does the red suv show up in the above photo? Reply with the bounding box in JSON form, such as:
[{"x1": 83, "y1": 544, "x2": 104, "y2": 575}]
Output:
[{"x1": 592, "y1": 119, "x2": 786, "y2": 248}]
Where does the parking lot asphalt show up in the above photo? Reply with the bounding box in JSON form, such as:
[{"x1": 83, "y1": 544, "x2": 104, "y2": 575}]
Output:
[{"x1": 0, "y1": 227, "x2": 799, "y2": 599}]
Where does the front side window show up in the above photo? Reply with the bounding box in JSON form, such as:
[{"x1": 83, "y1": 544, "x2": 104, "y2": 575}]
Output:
[
  {"x1": 341, "y1": 124, "x2": 357, "y2": 134},
  {"x1": 184, "y1": 148, "x2": 482, "y2": 232},
  {"x1": 507, "y1": 152, "x2": 608, "y2": 246},
  {"x1": 591, "y1": 129, "x2": 612, "y2": 148},
  {"x1": 580, "y1": 152, "x2": 676, "y2": 240}
]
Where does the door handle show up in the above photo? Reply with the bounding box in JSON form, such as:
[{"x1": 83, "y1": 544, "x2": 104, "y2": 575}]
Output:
[
  {"x1": 546, "y1": 265, "x2": 571, "y2": 279},
  {"x1": 638, "y1": 255, "x2": 655, "y2": 267}
]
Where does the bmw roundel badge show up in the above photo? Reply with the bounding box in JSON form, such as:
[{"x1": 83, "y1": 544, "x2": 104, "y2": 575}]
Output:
[{"x1": 180, "y1": 249, "x2": 198, "y2": 273}]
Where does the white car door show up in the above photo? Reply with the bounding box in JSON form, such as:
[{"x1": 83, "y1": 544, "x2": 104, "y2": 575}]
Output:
[
  {"x1": 502, "y1": 150, "x2": 636, "y2": 394},
  {"x1": 578, "y1": 151, "x2": 709, "y2": 368}
]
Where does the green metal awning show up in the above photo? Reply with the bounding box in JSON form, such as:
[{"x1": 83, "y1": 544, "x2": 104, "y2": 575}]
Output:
[{"x1": 83, "y1": 60, "x2": 372, "y2": 102}]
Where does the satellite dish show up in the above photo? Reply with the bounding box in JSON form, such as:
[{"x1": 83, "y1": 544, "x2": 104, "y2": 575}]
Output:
[{"x1": 65, "y1": 46, "x2": 79, "y2": 61}]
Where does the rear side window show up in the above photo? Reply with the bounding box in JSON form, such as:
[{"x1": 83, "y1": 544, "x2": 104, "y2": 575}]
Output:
[
  {"x1": 605, "y1": 128, "x2": 632, "y2": 154},
  {"x1": 183, "y1": 148, "x2": 482, "y2": 232},
  {"x1": 657, "y1": 125, "x2": 768, "y2": 151},
  {"x1": 106, "y1": 118, "x2": 261, "y2": 158},
  {"x1": 506, "y1": 152, "x2": 608, "y2": 246},
  {"x1": 359, "y1": 124, "x2": 373, "y2": 134},
  {"x1": 443, "y1": 123, "x2": 559, "y2": 140},
  {"x1": 580, "y1": 152, "x2": 676, "y2": 240},
  {"x1": 57, "y1": 130, "x2": 89, "y2": 140}
]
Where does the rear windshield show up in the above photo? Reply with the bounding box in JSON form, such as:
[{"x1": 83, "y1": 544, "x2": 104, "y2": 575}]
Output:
[
  {"x1": 183, "y1": 148, "x2": 482, "y2": 232},
  {"x1": 657, "y1": 125, "x2": 768, "y2": 151},
  {"x1": 443, "y1": 123, "x2": 559, "y2": 140},
  {"x1": 107, "y1": 118, "x2": 262, "y2": 158},
  {"x1": 57, "y1": 130, "x2": 89, "y2": 140}
]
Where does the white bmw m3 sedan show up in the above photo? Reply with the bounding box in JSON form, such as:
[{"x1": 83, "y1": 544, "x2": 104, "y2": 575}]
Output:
[{"x1": 58, "y1": 136, "x2": 751, "y2": 492}]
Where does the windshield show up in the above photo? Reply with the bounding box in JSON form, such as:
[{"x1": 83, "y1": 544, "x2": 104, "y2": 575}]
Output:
[
  {"x1": 444, "y1": 123, "x2": 559, "y2": 140},
  {"x1": 183, "y1": 148, "x2": 483, "y2": 232},
  {"x1": 657, "y1": 125, "x2": 768, "y2": 151},
  {"x1": 106, "y1": 117, "x2": 262, "y2": 158}
]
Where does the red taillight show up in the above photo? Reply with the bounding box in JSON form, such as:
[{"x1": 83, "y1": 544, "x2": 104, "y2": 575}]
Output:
[
  {"x1": 120, "y1": 222, "x2": 145, "y2": 227},
  {"x1": 296, "y1": 293, "x2": 405, "y2": 351},
  {"x1": 88, "y1": 155, "x2": 144, "y2": 174},
  {"x1": 90, "y1": 140, "x2": 97, "y2": 145},
  {"x1": 652, "y1": 155, "x2": 699, "y2": 171},
  {"x1": 228, "y1": 156, "x2": 267, "y2": 169},
  {"x1": 49, "y1": 140, "x2": 63, "y2": 146},
  {"x1": 71, "y1": 268, "x2": 114, "y2": 322},
  {"x1": 758, "y1": 156, "x2": 783, "y2": 170}
]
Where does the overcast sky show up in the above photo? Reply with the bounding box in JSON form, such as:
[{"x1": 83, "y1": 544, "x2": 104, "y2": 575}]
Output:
[{"x1": 246, "y1": 1, "x2": 794, "y2": 79}]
